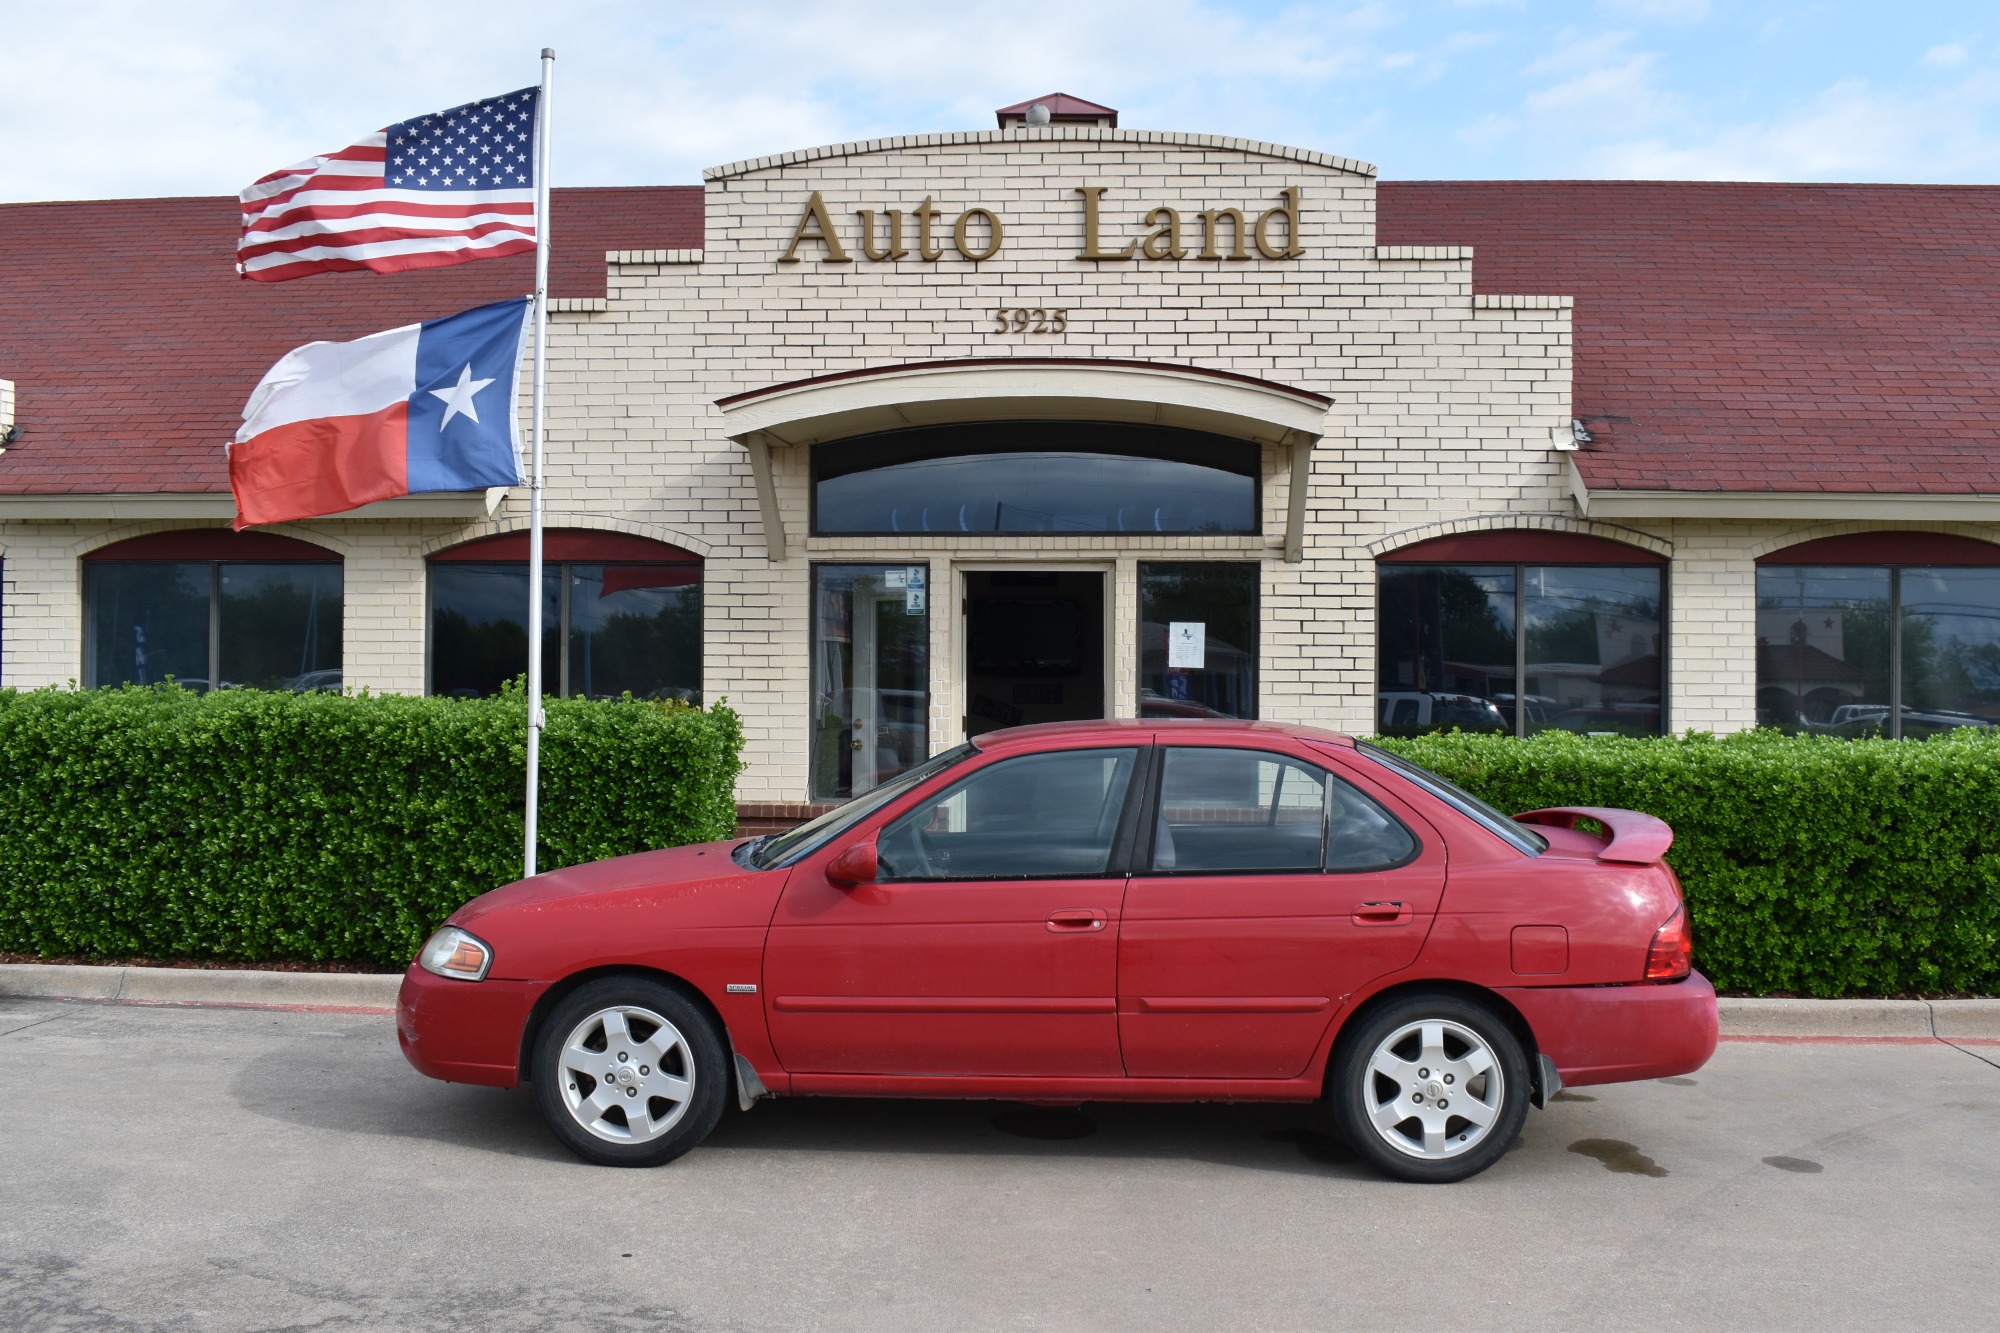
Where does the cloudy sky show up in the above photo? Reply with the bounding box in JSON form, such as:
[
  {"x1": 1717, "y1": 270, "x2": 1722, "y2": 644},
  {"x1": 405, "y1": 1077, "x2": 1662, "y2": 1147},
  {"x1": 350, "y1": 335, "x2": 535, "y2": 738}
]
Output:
[{"x1": 5, "y1": 0, "x2": 1998, "y2": 202}]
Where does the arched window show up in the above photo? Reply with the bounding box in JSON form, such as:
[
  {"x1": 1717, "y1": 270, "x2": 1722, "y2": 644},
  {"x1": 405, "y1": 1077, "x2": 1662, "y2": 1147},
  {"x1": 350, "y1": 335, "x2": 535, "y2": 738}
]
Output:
[
  {"x1": 811, "y1": 421, "x2": 1260, "y2": 536},
  {"x1": 1756, "y1": 532, "x2": 2000, "y2": 738},
  {"x1": 83, "y1": 530, "x2": 342, "y2": 692},
  {"x1": 427, "y1": 529, "x2": 702, "y2": 701},
  {"x1": 1376, "y1": 531, "x2": 1667, "y2": 738}
]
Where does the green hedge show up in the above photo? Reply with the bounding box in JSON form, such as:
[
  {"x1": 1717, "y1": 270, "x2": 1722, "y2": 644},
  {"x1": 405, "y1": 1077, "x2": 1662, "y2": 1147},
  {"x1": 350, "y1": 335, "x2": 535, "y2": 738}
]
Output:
[
  {"x1": 1377, "y1": 729, "x2": 2000, "y2": 997},
  {"x1": 0, "y1": 684, "x2": 742, "y2": 968}
]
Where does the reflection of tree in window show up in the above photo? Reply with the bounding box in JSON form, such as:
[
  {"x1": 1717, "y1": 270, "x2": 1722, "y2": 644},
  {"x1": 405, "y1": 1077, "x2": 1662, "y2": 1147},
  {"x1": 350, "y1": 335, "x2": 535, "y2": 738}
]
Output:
[
  {"x1": 1377, "y1": 568, "x2": 1512, "y2": 695},
  {"x1": 219, "y1": 566, "x2": 342, "y2": 690}
]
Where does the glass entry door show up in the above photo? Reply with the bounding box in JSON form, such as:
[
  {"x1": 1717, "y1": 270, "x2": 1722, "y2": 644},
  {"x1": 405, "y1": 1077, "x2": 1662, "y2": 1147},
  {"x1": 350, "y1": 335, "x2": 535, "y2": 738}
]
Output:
[
  {"x1": 811, "y1": 565, "x2": 931, "y2": 800},
  {"x1": 962, "y1": 570, "x2": 1107, "y2": 738}
]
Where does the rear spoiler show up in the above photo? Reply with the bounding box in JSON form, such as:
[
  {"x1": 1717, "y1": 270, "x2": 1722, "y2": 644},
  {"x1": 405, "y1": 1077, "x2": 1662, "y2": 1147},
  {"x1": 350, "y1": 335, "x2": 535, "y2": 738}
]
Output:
[{"x1": 1514, "y1": 807, "x2": 1673, "y2": 865}]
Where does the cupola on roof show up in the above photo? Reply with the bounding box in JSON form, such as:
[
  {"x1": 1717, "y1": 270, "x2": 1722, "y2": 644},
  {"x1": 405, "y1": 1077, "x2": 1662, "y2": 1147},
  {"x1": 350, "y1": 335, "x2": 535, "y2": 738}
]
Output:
[{"x1": 995, "y1": 93, "x2": 1118, "y2": 128}]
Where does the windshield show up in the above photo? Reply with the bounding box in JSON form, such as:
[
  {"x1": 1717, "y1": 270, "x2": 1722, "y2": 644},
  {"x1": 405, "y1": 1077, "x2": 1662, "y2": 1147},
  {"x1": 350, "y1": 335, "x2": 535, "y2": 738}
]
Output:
[
  {"x1": 1357, "y1": 742, "x2": 1547, "y2": 856},
  {"x1": 745, "y1": 743, "x2": 976, "y2": 870}
]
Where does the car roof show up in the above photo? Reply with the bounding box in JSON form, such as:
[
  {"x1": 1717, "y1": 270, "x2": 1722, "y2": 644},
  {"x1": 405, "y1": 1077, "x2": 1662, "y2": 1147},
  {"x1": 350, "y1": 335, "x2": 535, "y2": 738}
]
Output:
[{"x1": 969, "y1": 718, "x2": 1358, "y2": 754}]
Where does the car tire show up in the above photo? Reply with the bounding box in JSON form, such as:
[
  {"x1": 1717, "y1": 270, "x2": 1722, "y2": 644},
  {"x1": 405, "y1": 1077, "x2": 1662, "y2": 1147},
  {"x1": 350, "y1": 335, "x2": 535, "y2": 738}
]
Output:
[
  {"x1": 530, "y1": 975, "x2": 729, "y2": 1168},
  {"x1": 1330, "y1": 991, "x2": 1530, "y2": 1184}
]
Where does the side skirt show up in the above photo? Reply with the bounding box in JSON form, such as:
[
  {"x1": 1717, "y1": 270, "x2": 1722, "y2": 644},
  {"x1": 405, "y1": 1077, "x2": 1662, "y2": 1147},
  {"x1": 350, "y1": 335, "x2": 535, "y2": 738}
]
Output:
[{"x1": 783, "y1": 1072, "x2": 1326, "y2": 1103}]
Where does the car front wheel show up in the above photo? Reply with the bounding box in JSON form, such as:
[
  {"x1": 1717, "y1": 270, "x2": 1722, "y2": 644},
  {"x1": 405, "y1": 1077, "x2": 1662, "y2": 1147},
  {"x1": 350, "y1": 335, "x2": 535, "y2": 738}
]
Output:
[
  {"x1": 530, "y1": 976, "x2": 729, "y2": 1167},
  {"x1": 1331, "y1": 992, "x2": 1530, "y2": 1183}
]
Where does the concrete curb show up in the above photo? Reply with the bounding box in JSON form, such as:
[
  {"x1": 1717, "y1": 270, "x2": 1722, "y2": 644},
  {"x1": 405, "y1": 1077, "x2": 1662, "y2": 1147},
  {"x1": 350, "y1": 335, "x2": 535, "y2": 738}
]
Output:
[
  {"x1": 1718, "y1": 997, "x2": 2000, "y2": 1040},
  {"x1": 0, "y1": 963, "x2": 400, "y2": 1010},
  {"x1": 2, "y1": 965, "x2": 1997, "y2": 1037}
]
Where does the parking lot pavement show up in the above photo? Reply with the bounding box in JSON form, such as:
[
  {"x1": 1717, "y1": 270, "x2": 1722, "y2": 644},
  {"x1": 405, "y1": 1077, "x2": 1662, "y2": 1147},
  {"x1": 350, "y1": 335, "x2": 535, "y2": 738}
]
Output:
[{"x1": 2, "y1": 999, "x2": 1996, "y2": 1333}]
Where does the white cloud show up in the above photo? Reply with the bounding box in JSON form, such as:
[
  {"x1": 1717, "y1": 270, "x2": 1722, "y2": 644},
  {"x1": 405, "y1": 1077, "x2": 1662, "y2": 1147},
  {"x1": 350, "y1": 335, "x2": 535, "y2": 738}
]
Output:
[
  {"x1": 1598, "y1": 0, "x2": 1710, "y2": 19},
  {"x1": 1503, "y1": 29, "x2": 1684, "y2": 138},
  {"x1": 1580, "y1": 72, "x2": 2000, "y2": 180},
  {"x1": 1924, "y1": 42, "x2": 1971, "y2": 69},
  {"x1": 0, "y1": 0, "x2": 1420, "y2": 202}
]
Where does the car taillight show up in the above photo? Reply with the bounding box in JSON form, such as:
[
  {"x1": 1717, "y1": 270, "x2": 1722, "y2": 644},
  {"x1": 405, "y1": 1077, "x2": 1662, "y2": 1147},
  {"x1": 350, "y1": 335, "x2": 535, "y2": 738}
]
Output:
[{"x1": 1645, "y1": 905, "x2": 1692, "y2": 982}]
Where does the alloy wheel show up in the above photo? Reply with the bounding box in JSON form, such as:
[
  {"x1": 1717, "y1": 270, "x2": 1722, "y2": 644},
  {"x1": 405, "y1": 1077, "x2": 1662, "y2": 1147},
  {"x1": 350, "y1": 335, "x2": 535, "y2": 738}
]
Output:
[
  {"x1": 1360, "y1": 1018, "x2": 1504, "y2": 1160},
  {"x1": 556, "y1": 1004, "x2": 697, "y2": 1144}
]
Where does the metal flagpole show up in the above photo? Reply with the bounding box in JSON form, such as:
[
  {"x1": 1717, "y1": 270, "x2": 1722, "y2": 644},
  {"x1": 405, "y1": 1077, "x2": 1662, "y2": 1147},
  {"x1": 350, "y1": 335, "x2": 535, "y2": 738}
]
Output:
[{"x1": 523, "y1": 47, "x2": 554, "y2": 879}]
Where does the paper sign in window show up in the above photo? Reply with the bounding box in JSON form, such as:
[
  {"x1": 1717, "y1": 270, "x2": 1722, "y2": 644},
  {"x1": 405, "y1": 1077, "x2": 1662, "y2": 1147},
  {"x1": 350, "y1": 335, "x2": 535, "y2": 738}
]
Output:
[{"x1": 1168, "y1": 621, "x2": 1206, "y2": 669}]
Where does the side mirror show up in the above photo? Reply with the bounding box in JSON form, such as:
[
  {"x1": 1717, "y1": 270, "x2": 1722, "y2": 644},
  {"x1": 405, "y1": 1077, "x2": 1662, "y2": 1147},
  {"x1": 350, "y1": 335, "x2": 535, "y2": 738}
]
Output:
[{"x1": 824, "y1": 840, "x2": 879, "y2": 888}]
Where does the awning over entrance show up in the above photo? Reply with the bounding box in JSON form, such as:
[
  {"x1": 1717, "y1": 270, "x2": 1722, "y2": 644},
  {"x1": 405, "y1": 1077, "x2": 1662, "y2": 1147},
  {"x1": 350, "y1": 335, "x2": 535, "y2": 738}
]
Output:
[{"x1": 716, "y1": 358, "x2": 1330, "y2": 561}]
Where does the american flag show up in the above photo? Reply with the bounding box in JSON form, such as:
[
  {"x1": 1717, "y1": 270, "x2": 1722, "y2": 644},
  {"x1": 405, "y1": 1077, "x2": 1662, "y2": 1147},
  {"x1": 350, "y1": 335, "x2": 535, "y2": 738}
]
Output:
[{"x1": 237, "y1": 88, "x2": 539, "y2": 283}]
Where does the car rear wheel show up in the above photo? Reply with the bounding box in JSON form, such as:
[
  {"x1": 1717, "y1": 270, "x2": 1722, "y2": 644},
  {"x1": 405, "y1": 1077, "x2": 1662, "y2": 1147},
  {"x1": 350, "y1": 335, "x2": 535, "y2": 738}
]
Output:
[
  {"x1": 530, "y1": 976, "x2": 728, "y2": 1168},
  {"x1": 1331, "y1": 992, "x2": 1530, "y2": 1184}
]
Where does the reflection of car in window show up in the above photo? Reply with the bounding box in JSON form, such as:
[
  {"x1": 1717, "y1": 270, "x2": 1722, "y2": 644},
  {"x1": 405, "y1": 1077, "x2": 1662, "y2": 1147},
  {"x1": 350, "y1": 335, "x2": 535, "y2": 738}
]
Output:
[
  {"x1": 1548, "y1": 704, "x2": 1661, "y2": 736},
  {"x1": 282, "y1": 669, "x2": 344, "y2": 693},
  {"x1": 1376, "y1": 691, "x2": 1509, "y2": 733},
  {"x1": 1138, "y1": 688, "x2": 1233, "y2": 719}
]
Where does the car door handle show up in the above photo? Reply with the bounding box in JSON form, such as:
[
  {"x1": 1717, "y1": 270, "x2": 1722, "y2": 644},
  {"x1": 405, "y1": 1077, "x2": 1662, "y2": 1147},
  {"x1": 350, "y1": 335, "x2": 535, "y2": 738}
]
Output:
[
  {"x1": 1046, "y1": 908, "x2": 1108, "y2": 933},
  {"x1": 1352, "y1": 901, "x2": 1412, "y2": 926}
]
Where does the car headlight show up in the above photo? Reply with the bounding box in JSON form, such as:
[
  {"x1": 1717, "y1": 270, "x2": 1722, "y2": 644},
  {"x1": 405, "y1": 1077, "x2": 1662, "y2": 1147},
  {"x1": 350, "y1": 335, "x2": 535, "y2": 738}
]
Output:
[{"x1": 418, "y1": 926, "x2": 493, "y2": 982}]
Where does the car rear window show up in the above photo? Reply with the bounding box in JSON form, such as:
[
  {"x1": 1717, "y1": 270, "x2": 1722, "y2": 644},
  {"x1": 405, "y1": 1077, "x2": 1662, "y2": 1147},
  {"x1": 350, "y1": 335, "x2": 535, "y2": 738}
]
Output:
[{"x1": 1356, "y1": 742, "x2": 1546, "y2": 857}]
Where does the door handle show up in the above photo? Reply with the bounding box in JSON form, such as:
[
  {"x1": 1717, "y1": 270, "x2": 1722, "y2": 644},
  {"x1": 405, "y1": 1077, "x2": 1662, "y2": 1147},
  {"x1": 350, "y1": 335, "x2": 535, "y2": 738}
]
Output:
[
  {"x1": 1352, "y1": 901, "x2": 1412, "y2": 927},
  {"x1": 1046, "y1": 908, "x2": 1107, "y2": 933}
]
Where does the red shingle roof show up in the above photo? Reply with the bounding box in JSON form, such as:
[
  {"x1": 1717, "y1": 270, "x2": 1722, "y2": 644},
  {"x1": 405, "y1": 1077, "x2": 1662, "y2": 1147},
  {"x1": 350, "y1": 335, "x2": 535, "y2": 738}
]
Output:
[
  {"x1": 0, "y1": 187, "x2": 700, "y2": 494},
  {"x1": 4, "y1": 178, "x2": 1996, "y2": 497},
  {"x1": 995, "y1": 94, "x2": 1119, "y2": 127},
  {"x1": 1377, "y1": 180, "x2": 2000, "y2": 495}
]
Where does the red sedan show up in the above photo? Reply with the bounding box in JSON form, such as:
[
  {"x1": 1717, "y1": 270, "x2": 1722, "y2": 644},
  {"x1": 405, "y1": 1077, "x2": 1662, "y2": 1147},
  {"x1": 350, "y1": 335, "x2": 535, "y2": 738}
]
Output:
[{"x1": 398, "y1": 720, "x2": 1715, "y2": 1183}]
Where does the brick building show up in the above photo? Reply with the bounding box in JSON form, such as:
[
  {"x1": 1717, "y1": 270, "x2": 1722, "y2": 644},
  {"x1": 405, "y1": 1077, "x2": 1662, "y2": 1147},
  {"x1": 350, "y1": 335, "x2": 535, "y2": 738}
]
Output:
[{"x1": 3, "y1": 97, "x2": 1998, "y2": 824}]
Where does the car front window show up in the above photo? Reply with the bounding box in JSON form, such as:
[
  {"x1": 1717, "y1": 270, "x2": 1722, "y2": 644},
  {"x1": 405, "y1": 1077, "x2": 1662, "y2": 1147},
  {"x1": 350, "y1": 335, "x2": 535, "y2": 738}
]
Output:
[
  {"x1": 747, "y1": 743, "x2": 975, "y2": 870},
  {"x1": 876, "y1": 747, "x2": 1140, "y2": 880}
]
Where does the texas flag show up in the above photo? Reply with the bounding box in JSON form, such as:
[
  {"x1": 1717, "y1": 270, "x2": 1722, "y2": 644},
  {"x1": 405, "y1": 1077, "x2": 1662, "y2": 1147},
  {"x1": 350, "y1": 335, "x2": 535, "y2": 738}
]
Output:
[{"x1": 230, "y1": 297, "x2": 529, "y2": 529}]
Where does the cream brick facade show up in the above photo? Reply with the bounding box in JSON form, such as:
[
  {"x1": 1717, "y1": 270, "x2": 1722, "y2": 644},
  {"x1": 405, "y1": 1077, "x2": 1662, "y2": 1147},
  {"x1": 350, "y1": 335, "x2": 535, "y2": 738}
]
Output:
[{"x1": 5, "y1": 126, "x2": 1998, "y2": 802}]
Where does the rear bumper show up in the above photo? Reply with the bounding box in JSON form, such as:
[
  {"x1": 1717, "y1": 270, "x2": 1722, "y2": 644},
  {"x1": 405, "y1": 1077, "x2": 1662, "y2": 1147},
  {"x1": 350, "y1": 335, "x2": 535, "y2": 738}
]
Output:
[
  {"x1": 396, "y1": 964, "x2": 543, "y2": 1088},
  {"x1": 1502, "y1": 970, "x2": 1719, "y2": 1088}
]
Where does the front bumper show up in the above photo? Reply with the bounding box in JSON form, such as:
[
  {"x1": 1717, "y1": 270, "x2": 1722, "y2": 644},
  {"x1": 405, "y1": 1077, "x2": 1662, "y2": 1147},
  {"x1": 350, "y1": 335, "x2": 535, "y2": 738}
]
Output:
[
  {"x1": 1502, "y1": 970, "x2": 1719, "y2": 1088},
  {"x1": 396, "y1": 963, "x2": 543, "y2": 1088}
]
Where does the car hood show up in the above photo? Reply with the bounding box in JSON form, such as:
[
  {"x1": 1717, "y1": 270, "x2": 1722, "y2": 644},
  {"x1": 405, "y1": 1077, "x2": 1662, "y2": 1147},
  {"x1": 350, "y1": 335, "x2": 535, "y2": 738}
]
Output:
[{"x1": 450, "y1": 839, "x2": 774, "y2": 929}]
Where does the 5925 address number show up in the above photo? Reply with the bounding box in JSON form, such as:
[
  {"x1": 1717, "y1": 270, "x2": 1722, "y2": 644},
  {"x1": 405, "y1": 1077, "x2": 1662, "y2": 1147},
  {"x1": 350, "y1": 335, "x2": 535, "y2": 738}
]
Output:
[{"x1": 993, "y1": 307, "x2": 1069, "y2": 334}]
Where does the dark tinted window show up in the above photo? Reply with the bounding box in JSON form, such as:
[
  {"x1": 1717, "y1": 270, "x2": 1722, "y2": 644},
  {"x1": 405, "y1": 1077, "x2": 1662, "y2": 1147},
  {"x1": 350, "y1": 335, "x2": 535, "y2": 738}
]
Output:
[
  {"x1": 86, "y1": 562, "x2": 342, "y2": 692},
  {"x1": 1149, "y1": 747, "x2": 1418, "y2": 874},
  {"x1": 1325, "y1": 779, "x2": 1419, "y2": 871},
  {"x1": 429, "y1": 562, "x2": 700, "y2": 701},
  {"x1": 1378, "y1": 562, "x2": 1665, "y2": 738},
  {"x1": 1757, "y1": 564, "x2": 2000, "y2": 738},
  {"x1": 877, "y1": 748, "x2": 1138, "y2": 880},
  {"x1": 814, "y1": 422, "x2": 1257, "y2": 536},
  {"x1": 1153, "y1": 748, "x2": 1325, "y2": 872},
  {"x1": 1139, "y1": 563, "x2": 1258, "y2": 719}
]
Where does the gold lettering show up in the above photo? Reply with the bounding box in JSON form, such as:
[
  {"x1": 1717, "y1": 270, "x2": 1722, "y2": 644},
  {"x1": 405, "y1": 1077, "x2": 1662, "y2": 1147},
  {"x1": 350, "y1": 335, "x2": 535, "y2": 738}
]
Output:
[
  {"x1": 856, "y1": 209, "x2": 908, "y2": 261},
  {"x1": 915, "y1": 196, "x2": 945, "y2": 261},
  {"x1": 1198, "y1": 207, "x2": 1249, "y2": 261},
  {"x1": 779, "y1": 191, "x2": 851, "y2": 263},
  {"x1": 953, "y1": 207, "x2": 1004, "y2": 261},
  {"x1": 1140, "y1": 206, "x2": 1185, "y2": 260},
  {"x1": 1075, "y1": 186, "x2": 1137, "y2": 260},
  {"x1": 1254, "y1": 187, "x2": 1305, "y2": 260}
]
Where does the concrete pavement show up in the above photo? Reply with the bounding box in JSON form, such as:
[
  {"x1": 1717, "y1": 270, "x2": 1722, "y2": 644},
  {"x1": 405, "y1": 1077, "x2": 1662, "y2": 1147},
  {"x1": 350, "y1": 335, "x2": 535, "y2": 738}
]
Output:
[{"x1": 1, "y1": 995, "x2": 1996, "y2": 1331}]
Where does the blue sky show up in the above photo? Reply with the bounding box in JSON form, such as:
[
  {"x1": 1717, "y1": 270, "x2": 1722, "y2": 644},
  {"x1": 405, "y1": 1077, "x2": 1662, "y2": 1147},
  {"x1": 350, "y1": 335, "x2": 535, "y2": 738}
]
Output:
[{"x1": 6, "y1": 0, "x2": 2000, "y2": 201}]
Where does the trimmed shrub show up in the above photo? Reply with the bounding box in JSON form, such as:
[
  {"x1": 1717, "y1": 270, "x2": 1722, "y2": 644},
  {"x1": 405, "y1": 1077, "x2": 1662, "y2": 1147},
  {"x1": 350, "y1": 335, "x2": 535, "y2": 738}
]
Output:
[
  {"x1": 1377, "y1": 729, "x2": 2000, "y2": 997},
  {"x1": 0, "y1": 684, "x2": 742, "y2": 968}
]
